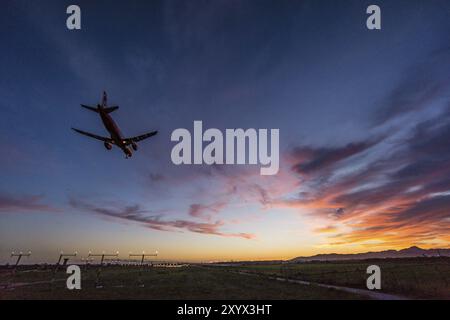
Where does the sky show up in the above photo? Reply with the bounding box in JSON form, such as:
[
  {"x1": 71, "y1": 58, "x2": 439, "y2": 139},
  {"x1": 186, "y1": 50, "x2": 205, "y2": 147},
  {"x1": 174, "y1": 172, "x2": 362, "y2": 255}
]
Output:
[{"x1": 1, "y1": 0, "x2": 450, "y2": 264}]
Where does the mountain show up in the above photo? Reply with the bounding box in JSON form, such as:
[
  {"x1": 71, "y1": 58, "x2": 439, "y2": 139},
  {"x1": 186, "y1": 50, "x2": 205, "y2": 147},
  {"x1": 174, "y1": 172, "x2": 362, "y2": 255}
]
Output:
[{"x1": 290, "y1": 246, "x2": 450, "y2": 262}]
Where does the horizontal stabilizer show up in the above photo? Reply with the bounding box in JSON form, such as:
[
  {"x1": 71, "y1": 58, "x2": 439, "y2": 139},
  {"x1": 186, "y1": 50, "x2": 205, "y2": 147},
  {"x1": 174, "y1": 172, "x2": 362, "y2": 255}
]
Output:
[
  {"x1": 104, "y1": 106, "x2": 119, "y2": 113},
  {"x1": 80, "y1": 104, "x2": 99, "y2": 113}
]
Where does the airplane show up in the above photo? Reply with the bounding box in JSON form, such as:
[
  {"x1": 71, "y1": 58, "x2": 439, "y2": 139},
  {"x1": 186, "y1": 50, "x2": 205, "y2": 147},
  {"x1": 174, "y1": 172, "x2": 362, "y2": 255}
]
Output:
[{"x1": 72, "y1": 91, "x2": 157, "y2": 158}]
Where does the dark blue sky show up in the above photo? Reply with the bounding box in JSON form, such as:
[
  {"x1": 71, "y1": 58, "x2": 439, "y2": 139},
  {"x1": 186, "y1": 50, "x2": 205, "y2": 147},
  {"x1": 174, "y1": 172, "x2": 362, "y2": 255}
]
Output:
[{"x1": 1, "y1": 0, "x2": 450, "y2": 262}]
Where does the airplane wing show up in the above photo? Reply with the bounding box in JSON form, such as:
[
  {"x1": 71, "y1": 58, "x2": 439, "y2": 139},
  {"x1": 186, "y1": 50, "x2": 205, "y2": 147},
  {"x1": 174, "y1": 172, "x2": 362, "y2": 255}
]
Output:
[
  {"x1": 71, "y1": 128, "x2": 112, "y2": 143},
  {"x1": 125, "y1": 130, "x2": 158, "y2": 143}
]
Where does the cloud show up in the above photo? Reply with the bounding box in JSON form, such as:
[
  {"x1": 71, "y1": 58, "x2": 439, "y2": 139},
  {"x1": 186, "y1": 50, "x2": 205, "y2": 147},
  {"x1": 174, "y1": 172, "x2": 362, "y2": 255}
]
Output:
[
  {"x1": 0, "y1": 193, "x2": 58, "y2": 213},
  {"x1": 279, "y1": 100, "x2": 450, "y2": 247},
  {"x1": 69, "y1": 198, "x2": 254, "y2": 240},
  {"x1": 314, "y1": 225, "x2": 338, "y2": 233},
  {"x1": 373, "y1": 48, "x2": 450, "y2": 124},
  {"x1": 188, "y1": 201, "x2": 227, "y2": 220},
  {"x1": 291, "y1": 138, "x2": 382, "y2": 175}
]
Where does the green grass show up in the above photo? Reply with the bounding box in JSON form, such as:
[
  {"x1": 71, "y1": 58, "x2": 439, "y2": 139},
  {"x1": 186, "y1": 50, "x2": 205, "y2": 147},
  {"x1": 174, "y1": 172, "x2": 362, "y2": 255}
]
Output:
[
  {"x1": 0, "y1": 266, "x2": 362, "y2": 300},
  {"x1": 218, "y1": 257, "x2": 450, "y2": 299},
  {"x1": 2, "y1": 257, "x2": 448, "y2": 299}
]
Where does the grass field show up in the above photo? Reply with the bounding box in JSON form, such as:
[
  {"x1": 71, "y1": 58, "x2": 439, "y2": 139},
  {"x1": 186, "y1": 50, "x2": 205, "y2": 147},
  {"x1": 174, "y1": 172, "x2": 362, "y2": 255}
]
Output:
[
  {"x1": 215, "y1": 257, "x2": 450, "y2": 299},
  {"x1": 0, "y1": 265, "x2": 361, "y2": 300},
  {"x1": 1, "y1": 257, "x2": 448, "y2": 299}
]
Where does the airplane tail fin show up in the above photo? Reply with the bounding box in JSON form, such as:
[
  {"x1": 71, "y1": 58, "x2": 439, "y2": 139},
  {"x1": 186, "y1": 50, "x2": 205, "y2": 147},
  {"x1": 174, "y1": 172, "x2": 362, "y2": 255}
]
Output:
[
  {"x1": 102, "y1": 91, "x2": 107, "y2": 107},
  {"x1": 80, "y1": 91, "x2": 116, "y2": 113}
]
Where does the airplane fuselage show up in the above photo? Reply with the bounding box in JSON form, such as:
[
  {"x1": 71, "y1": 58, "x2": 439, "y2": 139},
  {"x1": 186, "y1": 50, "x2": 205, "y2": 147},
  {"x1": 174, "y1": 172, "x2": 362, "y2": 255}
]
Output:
[{"x1": 98, "y1": 105, "x2": 133, "y2": 157}]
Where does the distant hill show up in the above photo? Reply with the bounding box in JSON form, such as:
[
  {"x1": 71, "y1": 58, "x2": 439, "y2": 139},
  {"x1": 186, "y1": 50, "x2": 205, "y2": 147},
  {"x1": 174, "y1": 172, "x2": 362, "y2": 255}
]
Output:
[{"x1": 290, "y1": 246, "x2": 450, "y2": 262}]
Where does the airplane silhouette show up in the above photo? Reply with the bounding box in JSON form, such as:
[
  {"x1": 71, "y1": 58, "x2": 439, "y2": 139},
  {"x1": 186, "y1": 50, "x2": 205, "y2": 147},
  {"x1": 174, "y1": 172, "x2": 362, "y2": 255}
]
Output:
[{"x1": 72, "y1": 91, "x2": 157, "y2": 158}]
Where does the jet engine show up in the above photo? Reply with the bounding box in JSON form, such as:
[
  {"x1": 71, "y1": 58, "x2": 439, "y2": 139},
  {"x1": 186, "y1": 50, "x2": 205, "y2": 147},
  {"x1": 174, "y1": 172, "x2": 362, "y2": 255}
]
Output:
[
  {"x1": 104, "y1": 142, "x2": 112, "y2": 150},
  {"x1": 131, "y1": 142, "x2": 138, "y2": 151}
]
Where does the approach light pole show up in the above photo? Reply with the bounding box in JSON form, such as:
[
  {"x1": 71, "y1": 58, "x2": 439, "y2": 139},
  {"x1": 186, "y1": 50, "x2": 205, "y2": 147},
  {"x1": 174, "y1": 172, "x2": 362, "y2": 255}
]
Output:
[
  {"x1": 7, "y1": 251, "x2": 31, "y2": 289},
  {"x1": 129, "y1": 251, "x2": 158, "y2": 287},
  {"x1": 88, "y1": 251, "x2": 119, "y2": 288},
  {"x1": 11, "y1": 251, "x2": 31, "y2": 268},
  {"x1": 81, "y1": 257, "x2": 94, "y2": 271},
  {"x1": 51, "y1": 251, "x2": 77, "y2": 286}
]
